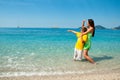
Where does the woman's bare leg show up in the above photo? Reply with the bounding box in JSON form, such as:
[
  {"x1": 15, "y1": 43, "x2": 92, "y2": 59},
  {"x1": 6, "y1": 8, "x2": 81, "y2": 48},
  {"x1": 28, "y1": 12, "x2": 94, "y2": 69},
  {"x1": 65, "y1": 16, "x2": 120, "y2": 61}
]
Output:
[{"x1": 83, "y1": 50, "x2": 95, "y2": 64}]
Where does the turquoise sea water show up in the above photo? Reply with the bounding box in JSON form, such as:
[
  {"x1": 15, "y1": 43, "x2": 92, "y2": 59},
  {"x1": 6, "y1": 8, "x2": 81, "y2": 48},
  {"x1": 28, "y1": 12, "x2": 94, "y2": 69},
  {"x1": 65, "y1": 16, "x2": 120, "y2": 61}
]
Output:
[{"x1": 0, "y1": 28, "x2": 120, "y2": 77}]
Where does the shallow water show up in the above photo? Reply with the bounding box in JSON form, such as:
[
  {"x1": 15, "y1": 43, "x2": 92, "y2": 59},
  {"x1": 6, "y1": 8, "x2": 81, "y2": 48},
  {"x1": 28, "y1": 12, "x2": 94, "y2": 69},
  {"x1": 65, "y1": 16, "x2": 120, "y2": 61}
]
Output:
[{"x1": 0, "y1": 28, "x2": 120, "y2": 77}]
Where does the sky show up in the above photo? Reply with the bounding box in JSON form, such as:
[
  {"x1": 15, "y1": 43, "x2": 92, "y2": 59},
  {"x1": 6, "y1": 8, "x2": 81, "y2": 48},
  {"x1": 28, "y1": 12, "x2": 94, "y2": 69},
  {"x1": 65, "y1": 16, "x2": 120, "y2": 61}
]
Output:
[{"x1": 0, "y1": 0, "x2": 120, "y2": 28}]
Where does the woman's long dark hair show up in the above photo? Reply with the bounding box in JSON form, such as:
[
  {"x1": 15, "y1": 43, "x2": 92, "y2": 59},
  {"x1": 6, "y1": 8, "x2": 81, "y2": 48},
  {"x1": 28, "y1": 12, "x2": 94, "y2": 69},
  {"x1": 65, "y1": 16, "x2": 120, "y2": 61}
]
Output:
[{"x1": 88, "y1": 19, "x2": 95, "y2": 37}]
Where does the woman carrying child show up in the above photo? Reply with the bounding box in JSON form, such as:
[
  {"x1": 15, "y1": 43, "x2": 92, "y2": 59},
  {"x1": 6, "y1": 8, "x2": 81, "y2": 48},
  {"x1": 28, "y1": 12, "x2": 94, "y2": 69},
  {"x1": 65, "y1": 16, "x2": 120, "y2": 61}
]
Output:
[{"x1": 81, "y1": 19, "x2": 96, "y2": 64}]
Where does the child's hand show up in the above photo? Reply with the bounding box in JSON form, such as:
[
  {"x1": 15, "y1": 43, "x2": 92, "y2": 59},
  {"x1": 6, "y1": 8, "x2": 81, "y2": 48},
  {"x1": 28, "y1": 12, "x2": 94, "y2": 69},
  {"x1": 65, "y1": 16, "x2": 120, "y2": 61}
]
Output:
[
  {"x1": 82, "y1": 20, "x2": 85, "y2": 23},
  {"x1": 67, "y1": 30, "x2": 77, "y2": 34},
  {"x1": 67, "y1": 30, "x2": 72, "y2": 32}
]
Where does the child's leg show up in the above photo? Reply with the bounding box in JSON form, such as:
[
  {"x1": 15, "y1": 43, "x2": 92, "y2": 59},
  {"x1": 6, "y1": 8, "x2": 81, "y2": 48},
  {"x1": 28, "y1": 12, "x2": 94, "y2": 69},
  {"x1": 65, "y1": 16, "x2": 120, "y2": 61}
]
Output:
[
  {"x1": 73, "y1": 48, "x2": 77, "y2": 60},
  {"x1": 76, "y1": 50, "x2": 82, "y2": 60}
]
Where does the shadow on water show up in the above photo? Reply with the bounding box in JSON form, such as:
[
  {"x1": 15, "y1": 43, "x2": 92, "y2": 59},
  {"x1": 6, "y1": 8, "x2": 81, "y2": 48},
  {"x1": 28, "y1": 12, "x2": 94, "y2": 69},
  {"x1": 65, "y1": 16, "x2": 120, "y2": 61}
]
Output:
[
  {"x1": 93, "y1": 55, "x2": 113, "y2": 62},
  {"x1": 82, "y1": 55, "x2": 113, "y2": 62}
]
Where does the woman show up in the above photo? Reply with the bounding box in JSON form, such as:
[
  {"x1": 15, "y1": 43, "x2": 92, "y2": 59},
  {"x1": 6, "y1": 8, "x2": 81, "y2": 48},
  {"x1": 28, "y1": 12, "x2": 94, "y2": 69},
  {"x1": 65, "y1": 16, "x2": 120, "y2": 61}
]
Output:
[{"x1": 81, "y1": 19, "x2": 96, "y2": 64}]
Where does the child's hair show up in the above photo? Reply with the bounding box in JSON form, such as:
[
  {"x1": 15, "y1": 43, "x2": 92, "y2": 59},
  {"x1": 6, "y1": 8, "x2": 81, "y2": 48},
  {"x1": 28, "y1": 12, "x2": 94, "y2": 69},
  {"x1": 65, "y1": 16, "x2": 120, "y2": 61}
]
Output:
[{"x1": 82, "y1": 27, "x2": 87, "y2": 32}]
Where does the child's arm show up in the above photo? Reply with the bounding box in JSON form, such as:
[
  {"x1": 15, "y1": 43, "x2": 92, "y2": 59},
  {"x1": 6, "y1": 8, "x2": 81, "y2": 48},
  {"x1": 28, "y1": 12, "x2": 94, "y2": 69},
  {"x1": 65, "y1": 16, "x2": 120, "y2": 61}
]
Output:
[
  {"x1": 82, "y1": 20, "x2": 85, "y2": 28},
  {"x1": 67, "y1": 30, "x2": 77, "y2": 34}
]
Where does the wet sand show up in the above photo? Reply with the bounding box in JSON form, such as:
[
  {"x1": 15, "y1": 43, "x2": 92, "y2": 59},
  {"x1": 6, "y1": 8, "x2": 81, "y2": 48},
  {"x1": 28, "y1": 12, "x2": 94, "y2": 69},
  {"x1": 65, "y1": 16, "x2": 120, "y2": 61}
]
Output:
[{"x1": 0, "y1": 69, "x2": 120, "y2": 80}]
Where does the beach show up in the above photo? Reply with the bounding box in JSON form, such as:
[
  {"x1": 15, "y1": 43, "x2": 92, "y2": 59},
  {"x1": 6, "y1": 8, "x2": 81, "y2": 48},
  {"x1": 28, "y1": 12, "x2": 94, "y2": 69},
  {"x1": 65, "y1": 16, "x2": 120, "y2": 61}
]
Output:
[
  {"x1": 0, "y1": 69, "x2": 120, "y2": 80},
  {"x1": 1, "y1": 0, "x2": 120, "y2": 79}
]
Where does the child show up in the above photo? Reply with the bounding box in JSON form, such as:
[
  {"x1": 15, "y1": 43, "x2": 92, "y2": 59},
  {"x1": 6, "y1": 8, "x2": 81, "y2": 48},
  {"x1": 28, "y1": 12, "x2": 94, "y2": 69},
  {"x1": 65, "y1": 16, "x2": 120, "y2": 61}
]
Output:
[{"x1": 67, "y1": 27, "x2": 87, "y2": 60}]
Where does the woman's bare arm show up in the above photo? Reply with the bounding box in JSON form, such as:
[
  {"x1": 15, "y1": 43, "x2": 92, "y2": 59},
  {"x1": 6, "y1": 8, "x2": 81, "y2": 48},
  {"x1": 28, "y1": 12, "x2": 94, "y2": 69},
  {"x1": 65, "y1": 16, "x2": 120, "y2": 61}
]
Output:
[
  {"x1": 82, "y1": 27, "x2": 93, "y2": 35},
  {"x1": 81, "y1": 36, "x2": 84, "y2": 43}
]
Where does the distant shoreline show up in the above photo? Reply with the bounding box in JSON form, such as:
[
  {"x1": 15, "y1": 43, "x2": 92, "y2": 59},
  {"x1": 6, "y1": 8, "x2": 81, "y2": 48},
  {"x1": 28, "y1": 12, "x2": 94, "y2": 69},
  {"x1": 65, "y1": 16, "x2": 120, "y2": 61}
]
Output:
[{"x1": 0, "y1": 25, "x2": 120, "y2": 30}]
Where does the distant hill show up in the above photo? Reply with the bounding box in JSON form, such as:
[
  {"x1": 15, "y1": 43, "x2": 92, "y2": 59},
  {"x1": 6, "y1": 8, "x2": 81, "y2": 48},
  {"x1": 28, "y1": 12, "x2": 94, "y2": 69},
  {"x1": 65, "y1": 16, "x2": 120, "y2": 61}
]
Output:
[
  {"x1": 79, "y1": 25, "x2": 120, "y2": 30},
  {"x1": 113, "y1": 26, "x2": 120, "y2": 30},
  {"x1": 95, "y1": 25, "x2": 106, "y2": 29}
]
